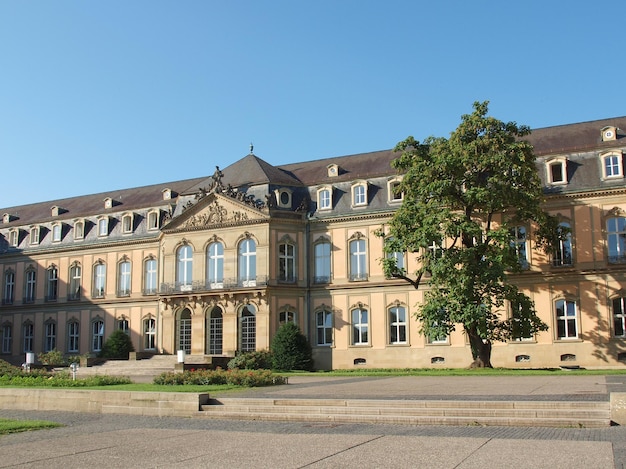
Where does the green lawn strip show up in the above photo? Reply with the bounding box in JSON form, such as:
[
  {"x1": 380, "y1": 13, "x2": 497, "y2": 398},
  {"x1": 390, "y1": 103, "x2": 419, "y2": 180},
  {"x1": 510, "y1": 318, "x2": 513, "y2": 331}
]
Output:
[{"x1": 0, "y1": 418, "x2": 62, "y2": 435}]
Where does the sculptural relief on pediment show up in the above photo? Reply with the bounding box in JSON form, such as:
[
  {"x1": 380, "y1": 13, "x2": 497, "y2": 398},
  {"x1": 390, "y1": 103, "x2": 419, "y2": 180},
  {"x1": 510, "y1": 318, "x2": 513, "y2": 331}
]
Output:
[{"x1": 181, "y1": 198, "x2": 262, "y2": 229}]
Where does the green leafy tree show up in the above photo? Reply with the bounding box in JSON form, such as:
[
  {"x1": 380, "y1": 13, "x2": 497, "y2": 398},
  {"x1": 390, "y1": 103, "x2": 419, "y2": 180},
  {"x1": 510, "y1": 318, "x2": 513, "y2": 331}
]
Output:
[
  {"x1": 270, "y1": 322, "x2": 313, "y2": 371},
  {"x1": 382, "y1": 101, "x2": 560, "y2": 368},
  {"x1": 99, "y1": 329, "x2": 135, "y2": 359}
]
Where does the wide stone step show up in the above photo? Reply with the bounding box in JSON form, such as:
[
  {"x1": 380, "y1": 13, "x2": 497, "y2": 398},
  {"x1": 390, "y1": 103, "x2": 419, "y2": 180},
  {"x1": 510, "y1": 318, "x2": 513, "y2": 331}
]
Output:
[{"x1": 200, "y1": 398, "x2": 611, "y2": 428}]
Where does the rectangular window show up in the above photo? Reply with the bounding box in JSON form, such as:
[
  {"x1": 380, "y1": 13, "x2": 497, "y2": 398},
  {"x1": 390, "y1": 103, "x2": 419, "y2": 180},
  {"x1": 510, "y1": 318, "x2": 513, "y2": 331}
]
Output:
[
  {"x1": 44, "y1": 322, "x2": 56, "y2": 352},
  {"x1": 316, "y1": 311, "x2": 333, "y2": 346},
  {"x1": 74, "y1": 221, "x2": 84, "y2": 240},
  {"x1": 319, "y1": 189, "x2": 331, "y2": 210},
  {"x1": 30, "y1": 227, "x2": 39, "y2": 245},
  {"x1": 98, "y1": 218, "x2": 108, "y2": 236},
  {"x1": 46, "y1": 267, "x2": 58, "y2": 301},
  {"x1": 67, "y1": 322, "x2": 80, "y2": 353},
  {"x1": 23, "y1": 323, "x2": 33, "y2": 353},
  {"x1": 556, "y1": 299, "x2": 577, "y2": 339},
  {"x1": 93, "y1": 264, "x2": 106, "y2": 298},
  {"x1": 351, "y1": 308, "x2": 369, "y2": 345},
  {"x1": 349, "y1": 239, "x2": 367, "y2": 281},
  {"x1": 118, "y1": 261, "x2": 131, "y2": 296},
  {"x1": 52, "y1": 224, "x2": 62, "y2": 242},
  {"x1": 510, "y1": 226, "x2": 528, "y2": 268},
  {"x1": 24, "y1": 270, "x2": 36, "y2": 303},
  {"x1": 3, "y1": 271, "x2": 15, "y2": 305},
  {"x1": 278, "y1": 243, "x2": 296, "y2": 282},
  {"x1": 605, "y1": 154, "x2": 621, "y2": 178},
  {"x1": 607, "y1": 217, "x2": 626, "y2": 263},
  {"x1": 144, "y1": 318, "x2": 156, "y2": 350},
  {"x1": 353, "y1": 185, "x2": 366, "y2": 206},
  {"x1": 144, "y1": 259, "x2": 157, "y2": 295},
  {"x1": 613, "y1": 297, "x2": 626, "y2": 337},
  {"x1": 550, "y1": 162, "x2": 564, "y2": 183},
  {"x1": 389, "y1": 306, "x2": 406, "y2": 344},
  {"x1": 314, "y1": 241, "x2": 331, "y2": 284},
  {"x1": 122, "y1": 215, "x2": 133, "y2": 233},
  {"x1": 148, "y1": 211, "x2": 159, "y2": 230},
  {"x1": 92, "y1": 320, "x2": 104, "y2": 352},
  {"x1": 1, "y1": 325, "x2": 12, "y2": 354}
]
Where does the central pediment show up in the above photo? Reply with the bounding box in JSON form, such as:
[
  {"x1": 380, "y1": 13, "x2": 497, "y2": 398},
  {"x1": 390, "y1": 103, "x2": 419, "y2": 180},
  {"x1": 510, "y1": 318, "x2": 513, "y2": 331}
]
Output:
[{"x1": 168, "y1": 193, "x2": 269, "y2": 230}]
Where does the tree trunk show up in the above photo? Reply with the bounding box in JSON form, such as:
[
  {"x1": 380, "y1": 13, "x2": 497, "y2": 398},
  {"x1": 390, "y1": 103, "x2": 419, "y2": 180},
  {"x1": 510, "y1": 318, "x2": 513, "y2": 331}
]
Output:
[{"x1": 467, "y1": 327, "x2": 493, "y2": 368}]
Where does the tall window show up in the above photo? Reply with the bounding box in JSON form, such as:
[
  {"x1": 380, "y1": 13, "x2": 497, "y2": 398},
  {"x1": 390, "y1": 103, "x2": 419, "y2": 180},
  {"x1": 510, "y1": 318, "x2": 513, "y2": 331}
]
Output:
[
  {"x1": 511, "y1": 301, "x2": 532, "y2": 341},
  {"x1": 30, "y1": 226, "x2": 40, "y2": 245},
  {"x1": 510, "y1": 226, "x2": 528, "y2": 268},
  {"x1": 314, "y1": 240, "x2": 331, "y2": 284},
  {"x1": 93, "y1": 263, "x2": 106, "y2": 298},
  {"x1": 177, "y1": 309, "x2": 192, "y2": 354},
  {"x1": 67, "y1": 321, "x2": 80, "y2": 353},
  {"x1": 74, "y1": 220, "x2": 84, "y2": 240},
  {"x1": 207, "y1": 307, "x2": 223, "y2": 355},
  {"x1": 24, "y1": 269, "x2": 36, "y2": 303},
  {"x1": 316, "y1": 310, "x2": 333, "y2": 346},
  {"x1": 386, "y1": 237, "x2": 405, "y2": 274},
  {"x1": 388, "y1": 179, "x2": 403, "y2": 202},
  {"x1": 144, "y1": 258, "x2": 157, "y2": 295},
  {"x1": 98, "y1": 218, "x2": 108, "y2": 237},
  {"x1": 147, "y1": 211, "x2": 159, "y2": 230},
  {"x1": 351, "y1": 307, "x2": 369, "y2": 345},
  {"x1": 52, "y1": 224, "x2": 62, "y2": 242},
  {"x1": 46, "y1": 266, "x2": 58, "y2": 301},
  {"x1": 239, "y1": 305, "x2": 256, "y2": 352},
  {"x1": 117, "y1": 318, "x2": 129, "y2": 334},
  {"x1": 238, "y1": 238, "x2": 257, "y2": 287},
  {"x1": 389, "y1": 305, "x2": 407, "y2": 344},
  {"x1": 548, "y1": 160, "x2": 567, "y2": 184},
  {"x1": 143, "y1": 317, "x2": 156, "y2": 350},
  {"x1": 3, "y1": 270, "x2": 15, "y2": 305},
  {"x1": 118, "y1": 260, "x2": 131, "y2": 296},
  {"x1": 23, "y1": 322, "x2": 33, "y2": 353},
  {"x1": 553, "y1": 222, "x2": 572, "y2": 267},
  {"x1": 177, "y1": 245, "x2": 193, "y2": 290},
  {"x1": 69, "y1": 263, "x2": 82, "y2": 300},
  {"x1": 1, "y1": 323, "x2": 12, "y2": 354},
  {"x1": 556, "y1": 299, "x2": 577, "y2": 339},
  {"x1": 613, "y1": 297, "x2": 626, "y2": 337},
  {"x1": 278, "y1": 242, "x2": 296, "y2": 282},
  {"x1": 122, "y1": 214, "x2": 133, "y2": 233},
  {"x1": 92, "y1": 319, "x2": 104, "y2": 352},
  {"x1": 44, "y1": 321, "x2": 56, "y2": 352},
  {"x1": 8, "y1": 230, "x2": 18, "y2": 247},
  {"x1": 349, "y1": 238, "x2": 367, "y2": 281},
  {"x1": 206, "y1": 242, "x2": 224, "y2": 288},
  {"x1": 607, "y1": 217, "x2": 626, "y2": 263}
]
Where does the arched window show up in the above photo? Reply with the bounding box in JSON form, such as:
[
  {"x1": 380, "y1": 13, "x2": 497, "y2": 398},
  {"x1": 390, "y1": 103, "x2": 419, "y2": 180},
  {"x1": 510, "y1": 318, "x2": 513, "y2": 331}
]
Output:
[
  {"x1": 238, "y1": 238, "x2": 257, "y2": 287},
  {"x1": 206, "y1": 242, "x2": 224, "y2": 288},
  {"x1": 177, "y1": 245, "x2": 193, "y2": 290},
  {"x1": 351, "y1": 306, "x2": 369, "y2": 345},
  {"x1": 239, "y1": 304, "x2": 256, "y2": 352},
  {"x1": 176, "y1": 309, "x2": 192, "y2": 354},
  {"x1": 207, "y1": 306, "x2": 223, "y2": 355}
]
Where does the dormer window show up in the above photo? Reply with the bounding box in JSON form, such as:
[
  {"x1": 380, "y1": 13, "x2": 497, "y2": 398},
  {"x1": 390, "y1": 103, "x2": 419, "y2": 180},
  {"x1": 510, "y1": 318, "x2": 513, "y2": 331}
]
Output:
[
  {"x1": 104, "y1": 197, "x2": 113, "y2": 209},
  {"x1": 51, "y1": 206, "x2": 65, "y2": 217},
  {"x1": 162, "y1": 188, "x2": 172, "y2": 200},
  {"x1": 351, "y1": 181, "x2": 368, "y2": 207},
  {"x1": 8, "y1": 229, "x2": 18, "y2": 247},
  {"x1": 602, "y1": 126, "x2": 617, "y2": 142},
  {"x1": 327, "y1": 164, "x2": 339, "y2": 178},
  {"x1": 274, "y1": 189, "x2": 292, "y2": 209},
  {"x1": 51, "y1": 223, "x2": 63, "y2": 242},
  {"x1": 147, "y1": 210, "x2": 160, "y2": 231},
  {"x1": 546, "y1": 158, "x2": 568, "y2": 185},
  {"x1": 74, "y1": 219, "x2": 85, "y2": 240},
  {"x1": 317, "y1": 186, "x2": 333, "y2": 211},
  {"x1": 121, "y1": 213, "x2": 134, "y2": 234},
  {"x1": 97, "y1": 217, "x2": 109, "y2": 237},
  {"x1": 600, "y1": 151, "x2": 624, "y2": 179},
  {"x1": 387, "y1": 177, "x2": 404, "y2": 203},
  {"x1": 3, "y1": 213, "x2": 17, "y2": 224},
  {"x1": 29, "y1": 226, "x2": 40, "y2": 245}
]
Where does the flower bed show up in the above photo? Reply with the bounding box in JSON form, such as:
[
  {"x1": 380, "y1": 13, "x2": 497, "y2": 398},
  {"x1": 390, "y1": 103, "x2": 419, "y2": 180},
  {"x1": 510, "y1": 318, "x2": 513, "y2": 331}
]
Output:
[{"x1": 153, "y1": 368, "x2": 287, "y2": 387}]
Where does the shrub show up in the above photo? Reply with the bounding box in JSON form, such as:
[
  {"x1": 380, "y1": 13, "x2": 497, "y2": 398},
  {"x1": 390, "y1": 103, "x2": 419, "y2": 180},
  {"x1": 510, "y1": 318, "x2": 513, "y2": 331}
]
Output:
[
  {"x1": 153, "y1": 368, "x2": 286, "y2": 387},
  {"x1": 270, "y1": 322, "x2": 313, "y2": 371},
  {"x1": 38, "y1": 349, "x2": 67, "y2": 366},
  {"x1": 99, "y1": 330, "x2": 135, "y2": 359},
  {"x1": 227, "y1": 350, "x2": 272, "y2": 370}
]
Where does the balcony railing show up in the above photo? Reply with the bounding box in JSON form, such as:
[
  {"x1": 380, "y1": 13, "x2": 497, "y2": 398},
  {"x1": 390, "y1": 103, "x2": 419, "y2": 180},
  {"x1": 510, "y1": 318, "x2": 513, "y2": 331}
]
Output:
[
  {"x1": 349, "y1": 273, "x2": 369, "y2": 282},
  {"x1": 159, "y1": 276, "x2": 268, "y2": 295}
]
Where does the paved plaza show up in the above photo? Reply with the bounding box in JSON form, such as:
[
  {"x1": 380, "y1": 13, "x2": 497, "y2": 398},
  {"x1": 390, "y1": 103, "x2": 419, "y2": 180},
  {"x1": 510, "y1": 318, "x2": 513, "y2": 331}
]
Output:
[{"x1": 1, "y1": 374, "x2": 625, "y2": 468}]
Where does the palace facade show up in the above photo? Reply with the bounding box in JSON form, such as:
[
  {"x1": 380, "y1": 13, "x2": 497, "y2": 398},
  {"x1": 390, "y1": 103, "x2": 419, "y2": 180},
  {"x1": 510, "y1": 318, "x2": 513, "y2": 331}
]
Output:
[{"x1": 2, "y1": 116, "x2": 626, "y2": 370}]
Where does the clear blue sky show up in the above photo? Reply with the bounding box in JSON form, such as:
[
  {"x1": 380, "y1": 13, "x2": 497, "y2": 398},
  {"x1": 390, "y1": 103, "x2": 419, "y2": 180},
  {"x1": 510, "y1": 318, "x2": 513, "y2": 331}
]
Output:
[{"x1": 1, "y1": 1, "x2": 624, "y2": 209}]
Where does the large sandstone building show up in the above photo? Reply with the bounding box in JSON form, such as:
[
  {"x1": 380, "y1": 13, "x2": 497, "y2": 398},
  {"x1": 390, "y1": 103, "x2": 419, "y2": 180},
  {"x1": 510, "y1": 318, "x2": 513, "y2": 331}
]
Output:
[{"x1": 1, "y1": 117, "x2": 626, "y2": 370}]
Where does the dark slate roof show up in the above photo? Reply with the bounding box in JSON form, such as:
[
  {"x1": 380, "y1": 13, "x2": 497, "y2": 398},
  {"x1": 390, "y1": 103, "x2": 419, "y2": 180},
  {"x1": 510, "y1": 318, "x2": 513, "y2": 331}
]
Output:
[
  {"x1": 526, "y1": 116, "x2": 626, "y2": 156},
  {"x1": 0, "y1": 177, "x2": 207, "y2": 227}
]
